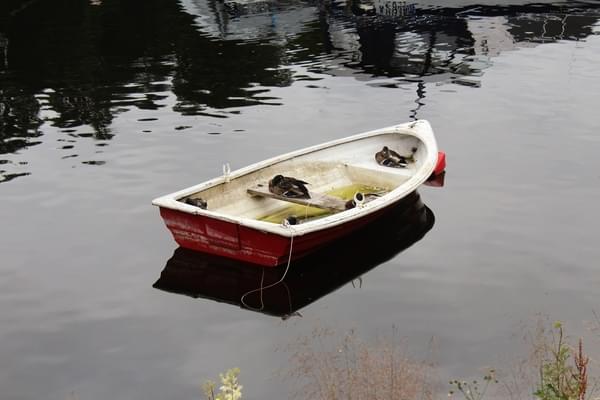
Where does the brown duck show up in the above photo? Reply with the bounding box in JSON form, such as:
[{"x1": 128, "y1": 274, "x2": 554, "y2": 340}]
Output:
[
  {"x1": 184, "y1": 197, "x2": 207, "y2": 209},
  {"x1": 269, "y1": 175, "x2": 310, "y2": 199},
  {"x1": 375, "y1": 146, "x2": 407, "y2": 168}
]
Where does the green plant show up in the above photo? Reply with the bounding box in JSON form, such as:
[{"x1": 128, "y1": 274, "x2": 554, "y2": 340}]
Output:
[
  {"x1": 448, "y1": 370, "x2": 497, "y2": 400},
  {"x1": 533, "y1": 322, "x2": 589, "y2": 400},
  {"x1": 202, "y1": 368, "x2": 243, "y2": 400}
]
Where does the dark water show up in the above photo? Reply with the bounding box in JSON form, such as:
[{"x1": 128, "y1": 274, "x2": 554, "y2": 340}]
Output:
[{"x1": 1, "y1": 0, "x2": 600, "y2": 398}]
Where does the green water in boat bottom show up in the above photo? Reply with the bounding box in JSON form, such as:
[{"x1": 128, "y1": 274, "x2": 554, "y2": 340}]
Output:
[{"x1": 259, "y1": 183, "x2": 389, "y2": 224}]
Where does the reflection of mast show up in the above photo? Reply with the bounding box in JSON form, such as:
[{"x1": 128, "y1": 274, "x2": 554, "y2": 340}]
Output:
[
  {"x1": 409, "y1": 81, "x2": 425, "y2": 121},
  {"x1": 409, "y1": 30, "x2": 435, "y2": 120}
]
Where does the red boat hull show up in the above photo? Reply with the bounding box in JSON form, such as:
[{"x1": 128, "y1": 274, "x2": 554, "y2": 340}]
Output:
[{"x1": 159, "y1": 203, "x2": 396, "y2": 267}]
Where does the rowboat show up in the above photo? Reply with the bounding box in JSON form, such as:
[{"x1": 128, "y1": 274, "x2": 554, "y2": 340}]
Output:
[
  {"x1": 152, "y1": 120, "x2": 445, "y2": 267},
  {"x1": 154, "y1": 191, "x2": 435, "y2": 317}
]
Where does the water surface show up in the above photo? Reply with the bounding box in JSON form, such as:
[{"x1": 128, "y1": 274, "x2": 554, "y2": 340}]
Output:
[{"x1": 1, "y1": 0, "x2": 600, "y2": 399}]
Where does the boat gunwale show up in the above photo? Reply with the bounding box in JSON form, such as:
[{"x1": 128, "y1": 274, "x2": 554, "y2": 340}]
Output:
[{"x1": 152, "y1": 120, "x2": 438, "y2": 237}]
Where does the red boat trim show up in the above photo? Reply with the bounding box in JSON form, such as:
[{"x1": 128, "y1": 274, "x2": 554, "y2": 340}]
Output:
[
  {"x1": 434, "y1": 151, "x2": 446, "y2": 176},
  {"x1": 159, "y1": 200, "x2": 399, "y2": 267}
]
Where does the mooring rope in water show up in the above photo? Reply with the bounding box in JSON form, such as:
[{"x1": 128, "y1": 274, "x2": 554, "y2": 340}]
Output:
[{"x1": 240, "y1": 222, "x2": 295, "y2": 312}]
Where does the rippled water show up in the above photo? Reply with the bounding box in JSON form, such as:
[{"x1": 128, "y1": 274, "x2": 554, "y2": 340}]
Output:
[{"x1": 1, "y1": 0, "x2": 600, "y2": 398}]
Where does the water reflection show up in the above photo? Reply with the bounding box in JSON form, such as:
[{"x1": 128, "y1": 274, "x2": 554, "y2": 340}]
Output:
[
  {"x1": 153, "y1": 191, "x2": 435, "y2": 318},
  {"x1": 0, "y1": 88, "x2": 42, "y2": 153},
  {"x1": 1, "y1": 0, "x2": 599, "y2": 182}
]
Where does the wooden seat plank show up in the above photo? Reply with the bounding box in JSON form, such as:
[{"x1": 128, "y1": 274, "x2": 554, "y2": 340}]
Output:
[{"x1": 247, "y1": 183, "x2": 347, "y2": 212}]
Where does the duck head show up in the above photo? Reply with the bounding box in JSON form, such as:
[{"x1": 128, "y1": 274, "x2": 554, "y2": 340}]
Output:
[{"x1": 269, "y1": 174, "x2": 284, "y2": 188}]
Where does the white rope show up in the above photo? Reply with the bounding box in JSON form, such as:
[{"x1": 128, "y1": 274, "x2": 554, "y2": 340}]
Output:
[
  {"x1": 240, "y1": 223, "x2": 296, "y2": 311},
  {"x1": 303, "y1": 198, "x2": 315, "y2": 220}
]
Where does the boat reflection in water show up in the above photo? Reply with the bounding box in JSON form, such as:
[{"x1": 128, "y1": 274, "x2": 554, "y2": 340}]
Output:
[{"x1": 153, "y1": 191, "x2": 435, "y2": 318}]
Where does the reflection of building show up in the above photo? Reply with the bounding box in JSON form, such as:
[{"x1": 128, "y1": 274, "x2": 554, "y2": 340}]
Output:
[
  {"x1": 467, "y1": 16, "x2": 518, "y2": 57},
  {"x1": 179, "y1": 0, "x2": 317, "y2": 41},
  {"x1": 328, "y1": 18, "x2": 361, "y2": 63},
  {"x1": 468, "y1": 11, "x2": 600, "y2": 55},
  {"x1": 177, "y1": 0, "x2": 600, "y2": 86},
  {"x1": 307, "y1": 1, "x2": 600, "y2": 118},
  {"x1": 372, "y1": 0, "x2": 416, "y2": 18},
  {"x1": 508, "y1": 12, "x2": 599, "y2": 43},
  {"x1": 317, "y1": 3, "x2": 477, "y2": 82},
  {"x1": 0, "y1": 87, "x2": 43, "y2": 156},
  {"x1": 320, "y1": 2, "x2": 600, "y2": 80}
]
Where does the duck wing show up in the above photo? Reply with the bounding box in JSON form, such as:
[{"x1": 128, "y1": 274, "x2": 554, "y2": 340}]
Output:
[
  {"x1": 386, "y1": 149, "x2": 407, "y2": 164},
  {"x1": 387, "y1": 148, "x2": 403, "y2": 159},
  {"x1": 281, "y1": 179, "x2": 310, "y2": 198},
  {"x1": 382, "y1": 158, "x2": 407, "y2": 168}
]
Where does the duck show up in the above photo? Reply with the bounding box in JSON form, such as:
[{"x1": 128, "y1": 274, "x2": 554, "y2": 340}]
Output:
[
  {"x1": 184, "y1": 197, "x2": 207, "y2": 209},
  {"x1": 269, "y1": 175, "x2": 310, "y2": 199},
  {"x1": 375, "y1": 146, "x2": 408, "y2": 168}
]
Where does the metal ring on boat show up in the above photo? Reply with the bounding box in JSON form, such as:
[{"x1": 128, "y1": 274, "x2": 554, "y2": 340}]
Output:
[{"x1": 353, "y1": 192, "x2": 365, "y2": 207}]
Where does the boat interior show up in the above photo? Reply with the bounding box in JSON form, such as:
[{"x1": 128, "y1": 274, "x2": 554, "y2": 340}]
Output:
[{"x1": 179, "y1": 132, "x2": 427, "y2": 224}]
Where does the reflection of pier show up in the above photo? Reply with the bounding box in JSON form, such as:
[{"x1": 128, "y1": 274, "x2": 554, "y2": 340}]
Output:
[{"x1": 154, "y1": 191, "x2": 434, "y2": 318}]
